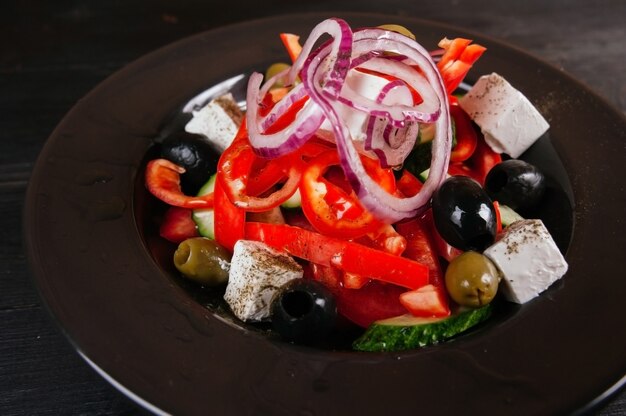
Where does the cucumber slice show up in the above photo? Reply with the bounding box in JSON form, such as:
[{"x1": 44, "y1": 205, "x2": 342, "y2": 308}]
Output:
[
  {"x1": 353, "y1": 305, "x2": 492, "y2": 352},
  {"x1": 499, "y1": 204, "x2": 524, "y2": 227},
  {"x1": 192, "y1": 174, "x2": 217, "y2": 239},
  {"x1": 281, "y1": 189, "x2": 302, "y2": 209}
]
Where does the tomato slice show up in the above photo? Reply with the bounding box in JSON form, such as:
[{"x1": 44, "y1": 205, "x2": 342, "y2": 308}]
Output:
[
  {"x1": 159, "y1": 206, "x2": 199, "y2": 243},
  {"x1": 145, "y1": 159, "x2": 214, "y2": 209},
  {"x1": 396, "y1": 170, "x2": 423, "y2": 197},
  {"x1": 396, "y1": 213, "x2": 450, "y2": 317},
  {"x1": 310, "y1": 264, "x2": 408, "y2": 328},
  {"x1": 449, "y1": 104, "x2": 478, "y2": 163},
  {"x1": 245, "y1": 222, "x2": 429, "y2": 290},
  {"x1": 466, "y1": 132, "x2": 502, "y2": 185}
]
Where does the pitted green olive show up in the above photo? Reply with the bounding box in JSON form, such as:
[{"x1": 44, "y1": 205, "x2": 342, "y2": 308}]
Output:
[
  {"x1": 173, "y1": 237, "x2": 231, "y2": 286},
  {"x1": 445, "y1": 251, "x2": 500, "y2": 307}
]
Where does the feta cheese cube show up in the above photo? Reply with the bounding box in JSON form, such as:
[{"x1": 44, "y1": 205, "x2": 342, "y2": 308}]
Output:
[
  {"x1": 224, "y1": 240, "x2": 303, "y2": 322},
  {"x1": 185, "y1": 93, "x2": 243, "y2": 153},
  {"x1": 484, "y1": 219, "x2": 568, "y2": 304},
  {"x1": 459, "y1": 73, "x2": 549, "y2": 158}
]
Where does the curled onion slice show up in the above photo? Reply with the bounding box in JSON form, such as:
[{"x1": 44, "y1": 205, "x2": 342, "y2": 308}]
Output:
[{"x1": 244, "y1": 19, "x2": 452, "y2": 222}]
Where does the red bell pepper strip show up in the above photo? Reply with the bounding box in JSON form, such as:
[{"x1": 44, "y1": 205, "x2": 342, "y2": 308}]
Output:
[
  {"x1": 145, "y1": 159, "x2": 214, "y2": 209},
  {"x1": 280, "y1": 33, "x2": 303, "y2": 63},
  {"x1": 449, "y1": 104, "x2": 478, "y2": 163},
  {"x1": 159, "y1": 206, "x2": 199, "y2": 243},
  {"x1": 217, "y1": 122, "x2": 301, "y2": 212},
  {"x1": 437, "y1": 38, "x2": 486, "y2": 94},
  {"x1": 245, "y1": 222, "x2": 429, "y2": 290},
  {"x1": 396, "y1": 213, "x2": 450, "y2": 317},
  {"x1": 213, "y1": 179, "x2": 245, "y2": 253},
  {"x1": 299, "y1": 150, "x2": 394, "y2": 239},
  {"x1": 493, "y1": 200, "x2": 503, "y2": 234}
]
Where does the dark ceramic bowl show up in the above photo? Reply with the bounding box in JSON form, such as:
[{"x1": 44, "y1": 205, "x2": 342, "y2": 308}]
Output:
[{"x1": 24, "y1": 12, "x2": 626, "y2": 416}]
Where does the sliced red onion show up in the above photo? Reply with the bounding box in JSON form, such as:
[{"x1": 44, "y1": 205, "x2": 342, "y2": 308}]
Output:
[
  {"x1": 363, "y1": 78, "x2": 418, "y2": 168},
  {"x1": 337, "y1": 56, "x2": 440, "y2": 125},
  {"x1": 244, "y1": 20, "x2": 451, "y2": 222},
  {"x1": 245, "y1": 18, "x2": 353, "y2": 158},
  {"x1": 246, "y1": 73, "x2": 325, "y2": 158},
  {"x1": 300, "y1": 26, "x2": 451, "y2": 222}
]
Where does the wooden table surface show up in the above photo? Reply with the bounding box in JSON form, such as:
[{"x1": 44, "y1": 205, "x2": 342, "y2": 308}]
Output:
[{"x1": 2, "y1": 0, "x2": 624, "y2": 414}]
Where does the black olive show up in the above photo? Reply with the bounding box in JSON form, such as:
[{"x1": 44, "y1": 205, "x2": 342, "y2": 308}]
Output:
[
  {"x1": 160, "y1": 131, "x2": 220, "y2": 195},
  {"x1": 484, "y1": 160, "x2": 546, "y2": 212},
  {"x1": 271, "y1": 279, "x2": 337, "y2": 344},
  {"x1": 432, "y1": 176, "x2": 497, "y2": 251}
]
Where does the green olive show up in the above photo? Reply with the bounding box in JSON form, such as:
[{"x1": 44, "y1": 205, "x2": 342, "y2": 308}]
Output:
[
  {"x1": 445, "y1": 251, "x2": 500, "y2": 307},
  {"x1": 377, "y1": 24, "x2": 416, "y2": 40},
  {"x1": 265, "y1": 62, "x2": 291, "y2": 88},
  {"x1": 173, "y1": 237, "x2": 231, "y2": 286}
]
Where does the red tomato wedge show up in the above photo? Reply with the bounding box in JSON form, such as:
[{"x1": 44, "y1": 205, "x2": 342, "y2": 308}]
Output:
[
  {"x1": 310, "y1": 264, "x2": 408, "y2": 328},
  {"x1": 396, "y1": 214, "x2": 451, "y2": 317},
  {"x1": 245, "y1": 222, "x2": 429, "y2": 290},
  {"x1": 449, "y1": 104, "x2": 478, "y2": 162},
  {"x1": 159, "y1": 206, "x2": 199, "y2": 243}
]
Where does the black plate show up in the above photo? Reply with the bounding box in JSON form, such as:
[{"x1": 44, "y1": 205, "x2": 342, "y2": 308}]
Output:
[{"x1": 24, "y1": 12, "x2": 626, "y2": 416}]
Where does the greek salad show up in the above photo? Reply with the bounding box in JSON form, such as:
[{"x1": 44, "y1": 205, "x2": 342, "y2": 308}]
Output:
[{"x1": 144, "y1": 18, "x2": 568, "y2": 351}]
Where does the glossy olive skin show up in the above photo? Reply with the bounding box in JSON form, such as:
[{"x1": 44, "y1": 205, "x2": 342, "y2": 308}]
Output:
[
  {"x1": 485, "y1": 160, "x2": 546, "y2": 212},
  {"x1": 173, "y1": 237, "x2": 231, "y2": 286},
  {"x1": 160, "y1": 131, "x2": 219, "y2": 194},
  {"x1": 445, "y1": 251, "x2": 500, "y2": 307},
  {"x1": 432, "y1": 176, "x2": 497, "y2": 251},
  {"x1": 271, "y1": 279, "x2": 337, "y2": 344}
]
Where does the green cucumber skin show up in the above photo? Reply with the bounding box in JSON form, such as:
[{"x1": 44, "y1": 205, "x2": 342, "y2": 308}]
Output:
[
  {"x1": 192, "y1": 174, "x2": 217, "y2": 239},
  {"x1": 353, "y1": 305, "x2": 492, "y2": 352}
]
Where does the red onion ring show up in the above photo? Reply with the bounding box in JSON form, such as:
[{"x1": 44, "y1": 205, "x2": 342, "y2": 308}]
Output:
[{"x1": 245, "y1": 19, "x2": 451, "y2": 222}]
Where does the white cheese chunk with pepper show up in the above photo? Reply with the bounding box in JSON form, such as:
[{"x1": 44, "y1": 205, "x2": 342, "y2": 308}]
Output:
[
  {"x1": 224, "y1": 240, "x2": 302, "y2": 322},
  {"x1": 484, "y1": 219, "x2": 568, "y2": 304},
  {"x1": 459, "y1": 73, "x2": 549, "y2": 158},
  {"x1": 184, "y1": 93, "x2": 243, "y2": 153}
]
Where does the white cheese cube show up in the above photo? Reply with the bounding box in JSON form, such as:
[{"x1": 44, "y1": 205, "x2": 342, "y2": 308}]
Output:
[
  {"x1": 484, "y1": 219, "x2": 568, "y2": 304},
  {"x1": 459, "y1": 73, "x2": 549, "y2": 158},
  {"x1": 224, "y1": 240, "x2": 302, "y2": 322},
  {"x1": 185, "y1": 93, "x2": 243, "y2": 153}
]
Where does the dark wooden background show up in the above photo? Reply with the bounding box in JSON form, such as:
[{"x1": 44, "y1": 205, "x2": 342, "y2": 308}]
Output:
[{"x1": 2, "y1": 0, "x2": 624, "y2": 414}]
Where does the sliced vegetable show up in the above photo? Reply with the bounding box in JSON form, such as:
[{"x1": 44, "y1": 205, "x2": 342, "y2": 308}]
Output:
[
  {"x1": 299, "y1": 150, "x2": 395, "y2": 239},
  {"x1": 145, "y1": 159, "x2": 214, "y2": 209},
  {"x1": 310, "y1": 264, "x2": 408, "y2": 328},
  {"x1": 213, "y1": 179, "x2": 245, "y2": 253},
  {"x1": 449, "y1": 104, "x2": 478, "y2": 162},
  {"x1": 245, "y1": 222, "x2": 429, "y2": 290},
  {"x1": 159, "y1": 206, "x2": 199, "y2": 243},
  {"x1": 396, "y1": 214, "x2": 450, "y2": 317},
  {"x1": 192, "y1": 174, "x2": 217, "y2": 238},
  {"x1": 437, "y1": 38, "x2": 486, "y2": 94},
  {"x1": 353, "y1": 305, "x2": 492, "y2": 352}
]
